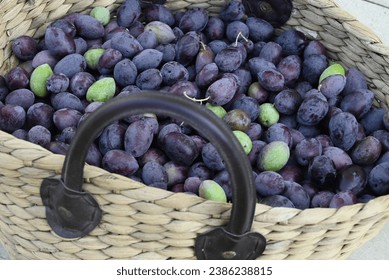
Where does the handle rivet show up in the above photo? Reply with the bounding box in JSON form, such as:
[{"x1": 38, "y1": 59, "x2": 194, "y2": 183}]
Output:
[
  {"x1": 58, "y1": 206, "x2": 73, "y2": 221},
  {"x1": 222, "y1": 251, "x2": 237, "y2": 259},
  {"x1": 259, "y1": 2, "x2": 272, "y2": 13}
]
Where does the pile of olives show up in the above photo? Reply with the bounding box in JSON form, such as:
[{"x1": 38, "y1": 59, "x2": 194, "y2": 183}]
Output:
[{"x1": 1, "y1": 0, "x2": 389, "y2": 209}]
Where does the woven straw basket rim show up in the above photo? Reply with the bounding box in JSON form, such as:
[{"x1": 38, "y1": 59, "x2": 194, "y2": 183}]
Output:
[{"x1": 1, "y1": 0, "x2": 389, "y2": 260}]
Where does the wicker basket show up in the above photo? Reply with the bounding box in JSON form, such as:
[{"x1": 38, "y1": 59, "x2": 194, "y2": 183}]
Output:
[{"x1": 1, "y1": 0, "x2": 389, "y2": 260}]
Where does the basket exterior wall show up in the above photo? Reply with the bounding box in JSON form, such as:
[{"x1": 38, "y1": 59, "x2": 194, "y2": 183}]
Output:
[{"x1": 1, "y1": 0, "x2": 389, "y2": 260}]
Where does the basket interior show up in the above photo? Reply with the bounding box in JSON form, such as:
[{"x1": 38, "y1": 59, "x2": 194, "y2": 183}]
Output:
[{"x1": 1, "y1": 0, "x2": 389, "y2": 107}]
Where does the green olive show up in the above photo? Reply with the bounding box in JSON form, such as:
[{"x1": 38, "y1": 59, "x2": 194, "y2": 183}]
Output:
[
  {"x1": 86, "y1": 77, "x2": 116, "y2": 102},
  {"x1": 90, "y1": 6, "x2": 111, "y2": 26},
  {"x1": 257, "y1": 141, "x2": 290, "y2": 171},
  {"x1": 199, "y1": 180, "x2": 227, "y2": 202},
  {"x1": 30, "y1": 64, "x2": 53, "y2": 97},
  {"x1": 258, "y1": 103, "x2": 279, "y2": 127},
  {"x1": 233, "y1": 130, "x2": 252, "y2": 155}
]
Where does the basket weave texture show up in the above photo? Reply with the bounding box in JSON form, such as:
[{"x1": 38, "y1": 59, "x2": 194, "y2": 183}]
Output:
[{"x1": 1, "y1": 0, "x2": 389, "y2": 260}]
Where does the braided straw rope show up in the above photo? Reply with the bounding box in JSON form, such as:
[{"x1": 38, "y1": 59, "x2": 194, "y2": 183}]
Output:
[{"x1": 1, "y1": 0, "x2": 389, "y2": 259}]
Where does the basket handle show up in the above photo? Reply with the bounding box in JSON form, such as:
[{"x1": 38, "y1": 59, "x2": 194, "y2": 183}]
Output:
[{"x1": 40, "y1": 91, "x2": 266, "y2": 259}]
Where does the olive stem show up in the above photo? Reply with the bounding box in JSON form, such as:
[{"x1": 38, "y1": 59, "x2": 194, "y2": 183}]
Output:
[
  {"x1": 183, "y1": 91, "x2": 210, "y2": 104},
  {"x1": 234, "y1": 31, "x2": 249, "y2": 47},
  {"x1": 199, "y1": 40, "x2": 207, "y2": 51}
]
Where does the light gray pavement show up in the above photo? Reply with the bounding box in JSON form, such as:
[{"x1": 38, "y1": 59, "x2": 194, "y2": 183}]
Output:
[
  {"x1": 0, "y1": 241, "x2": 7, "y2": 259},
  {"x1": 335, "y1": 0, "x2": 389, "y2": 44},
  {"x1": 0, "y1": 0, "x2": 388, "y2": 260}
]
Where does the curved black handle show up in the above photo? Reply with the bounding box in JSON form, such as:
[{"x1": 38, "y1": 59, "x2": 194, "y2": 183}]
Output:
[{"x1": 40, "y1": 91, "x2": 266, "y2": 259}]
